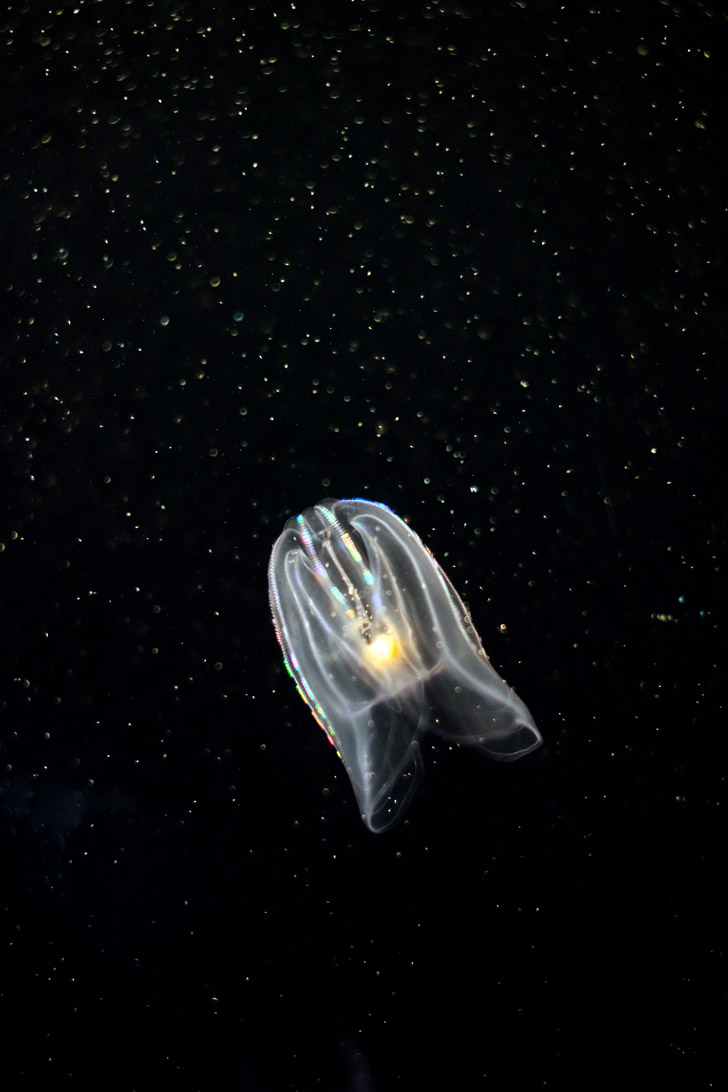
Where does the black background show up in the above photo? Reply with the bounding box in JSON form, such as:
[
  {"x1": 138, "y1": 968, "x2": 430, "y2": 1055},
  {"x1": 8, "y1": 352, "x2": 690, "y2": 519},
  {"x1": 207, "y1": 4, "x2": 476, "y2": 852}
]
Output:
[{"x1": 1, "y1": 2, "x2": 724, "y2": 1089}]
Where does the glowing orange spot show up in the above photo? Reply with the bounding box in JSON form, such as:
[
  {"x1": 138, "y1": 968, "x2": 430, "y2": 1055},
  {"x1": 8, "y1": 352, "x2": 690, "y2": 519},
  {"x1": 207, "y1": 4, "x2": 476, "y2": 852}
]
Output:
[{"x1": 367, "y1": 633, "x2": 399, "y2": 666}]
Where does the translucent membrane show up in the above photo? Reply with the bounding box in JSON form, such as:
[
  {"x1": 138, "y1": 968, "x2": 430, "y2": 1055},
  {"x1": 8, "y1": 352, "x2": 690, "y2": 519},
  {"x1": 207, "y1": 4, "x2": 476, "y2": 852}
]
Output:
[{"x1": 269, "y1": 499, "x2": 541, "y2": 832}]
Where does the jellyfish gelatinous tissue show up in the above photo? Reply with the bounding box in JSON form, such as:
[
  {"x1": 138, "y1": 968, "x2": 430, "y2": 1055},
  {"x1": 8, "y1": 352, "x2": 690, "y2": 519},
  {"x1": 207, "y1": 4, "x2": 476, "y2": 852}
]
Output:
[{"x1": 268, "y1": 499, "x2": 541, "y2": 832}]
